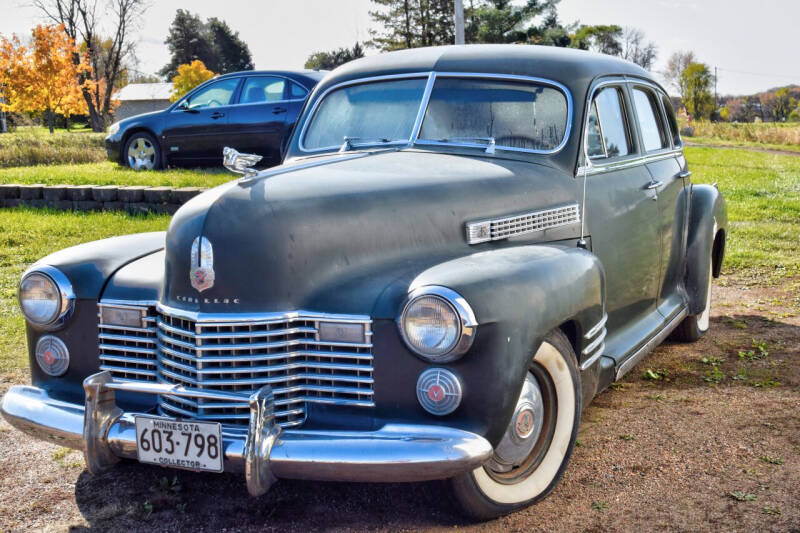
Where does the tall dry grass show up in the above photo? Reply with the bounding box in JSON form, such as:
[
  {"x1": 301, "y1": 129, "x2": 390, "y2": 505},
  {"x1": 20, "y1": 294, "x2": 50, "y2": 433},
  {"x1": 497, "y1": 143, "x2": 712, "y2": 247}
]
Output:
[
  {"x1": 690, "y1": 121, "x2": 800, "y2": 146},
  {"x1": 0, "y1": 127, "x2": 106, "y2": 167}
]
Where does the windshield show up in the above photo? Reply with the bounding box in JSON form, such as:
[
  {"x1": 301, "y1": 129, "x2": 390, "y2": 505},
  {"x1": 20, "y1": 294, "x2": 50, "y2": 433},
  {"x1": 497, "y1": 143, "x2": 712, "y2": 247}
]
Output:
[
  {"x1": 302, "y1": 77, "x2": 427, "y2": 151},
  {"x1": 300, "y1": 75, "x2": 569, "y2": 154}
]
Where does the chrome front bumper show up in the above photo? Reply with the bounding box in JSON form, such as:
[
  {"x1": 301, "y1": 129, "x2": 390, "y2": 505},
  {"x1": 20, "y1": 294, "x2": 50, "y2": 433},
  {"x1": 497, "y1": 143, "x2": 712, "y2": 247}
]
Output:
[{"x1": 0, "y1": 372, "x2": 492, "y2": 496}]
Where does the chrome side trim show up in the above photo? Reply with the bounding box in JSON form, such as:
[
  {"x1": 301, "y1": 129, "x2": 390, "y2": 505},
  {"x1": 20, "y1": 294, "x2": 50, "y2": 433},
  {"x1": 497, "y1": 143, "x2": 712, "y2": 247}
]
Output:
[
  {"x1": 585, "y1": 313, "x2": 608, "y2": 339},
  {"x1": 466, "y1": 203, "x2": 580, "y2": 244},
  {"x1": 615, "y1": 308, "x2": 688, "y2": 380},
  {"x1": 576, "y1": 149, "x2": 683, "y2": 176},
  {"x1": 579, "y1": 345, "x2": 605, "y2": 371},
  {"x1": 0, "y1": 381, "x2": 494, "y2": 486},
  {"x1": 582, "y1": 328, "x2": 606, "y2": 356},
  {"x1": 297, "y1": 71, "x2": 573, "y2": 156}
]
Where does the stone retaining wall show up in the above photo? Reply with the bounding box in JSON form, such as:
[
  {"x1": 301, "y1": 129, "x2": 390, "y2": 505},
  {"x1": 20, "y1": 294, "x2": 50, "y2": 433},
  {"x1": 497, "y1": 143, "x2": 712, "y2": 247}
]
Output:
[{"x1": 0, "y1": 184, "x2": 206, "y2": 214}]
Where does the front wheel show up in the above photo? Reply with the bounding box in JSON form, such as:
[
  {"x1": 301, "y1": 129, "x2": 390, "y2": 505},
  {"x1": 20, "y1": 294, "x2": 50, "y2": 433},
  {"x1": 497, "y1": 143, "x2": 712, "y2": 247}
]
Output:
[
  {"x1": 124, "y1": 132, "x2": 161, "y2": 170},
  {"x1": 450, "y1": 329, "x2": 581, "y2": 521}
]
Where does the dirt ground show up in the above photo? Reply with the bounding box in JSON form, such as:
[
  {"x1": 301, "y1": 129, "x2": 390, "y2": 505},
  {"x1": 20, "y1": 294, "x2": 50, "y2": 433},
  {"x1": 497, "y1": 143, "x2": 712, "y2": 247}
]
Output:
[{"x1": 1, "y1": 275, "x2": 798, "y2": 532}]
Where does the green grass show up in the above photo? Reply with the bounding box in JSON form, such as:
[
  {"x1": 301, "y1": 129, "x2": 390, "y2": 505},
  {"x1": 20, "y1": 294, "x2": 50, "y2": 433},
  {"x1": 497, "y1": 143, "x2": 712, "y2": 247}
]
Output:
[
  {"x1": 0, "y1": 146, "x2": 798, "y2": 372},
  {"x1": 684, "y1": 146, "x2": 800, "y2": 279},
  {"x1": 0, "y1": 209, "x2": 170, "y2": 372},
  {"x1": 0, "y1": 127, "x2": 106, "y2": 167},
  {"x1": 688, "y1": 136, "x2": 800, "y2": 153},
  {"x1": 0, "y1": 161, "x2": 231, "y2": 188}
]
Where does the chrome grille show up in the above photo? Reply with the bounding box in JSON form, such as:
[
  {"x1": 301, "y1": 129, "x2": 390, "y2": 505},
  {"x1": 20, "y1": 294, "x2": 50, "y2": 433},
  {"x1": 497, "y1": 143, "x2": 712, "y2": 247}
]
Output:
[
  {"x1": 97, "y1": 302, "x2": 374, "y2": 429},
  {"x1": 98, "y1": 303, "x2": 158, "y2": 382}
]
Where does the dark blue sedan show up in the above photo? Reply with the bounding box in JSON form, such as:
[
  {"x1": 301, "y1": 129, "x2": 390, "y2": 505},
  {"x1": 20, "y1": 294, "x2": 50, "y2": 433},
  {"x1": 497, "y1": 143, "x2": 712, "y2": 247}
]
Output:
[{"x1": 105, "y1": 70, "x2": 325, "y2": 170}]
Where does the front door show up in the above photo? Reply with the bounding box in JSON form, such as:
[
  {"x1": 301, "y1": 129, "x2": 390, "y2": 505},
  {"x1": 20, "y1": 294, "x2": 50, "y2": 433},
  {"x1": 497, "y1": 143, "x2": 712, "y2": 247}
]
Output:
[
  {"x1": 583, "y1": 84, "x2": 661, "y2": 358},
  {"x1": 163, "y1": 77, "x2": 241, "y2": 162}
]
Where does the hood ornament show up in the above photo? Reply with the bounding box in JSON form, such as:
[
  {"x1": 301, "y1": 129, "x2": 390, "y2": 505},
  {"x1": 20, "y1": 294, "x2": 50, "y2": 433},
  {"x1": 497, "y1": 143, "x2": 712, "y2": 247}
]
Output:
[
  {"x1": 223, "y1": 147, "x2": 263, "y2": 178},
  {"x1": 190, "y1": 236, "x2": 215, "y2": 292}
]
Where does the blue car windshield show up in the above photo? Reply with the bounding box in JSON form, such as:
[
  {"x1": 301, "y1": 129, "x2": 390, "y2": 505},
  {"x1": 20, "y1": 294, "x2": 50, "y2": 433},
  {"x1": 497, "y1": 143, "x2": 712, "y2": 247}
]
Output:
[{"x1": 302, "y1": 78, "x2": 427, "y2": 150}]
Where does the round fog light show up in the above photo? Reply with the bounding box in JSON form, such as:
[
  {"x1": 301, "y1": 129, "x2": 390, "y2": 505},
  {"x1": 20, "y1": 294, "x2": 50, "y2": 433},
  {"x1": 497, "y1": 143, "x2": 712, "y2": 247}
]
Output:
[
  {"x1": 35, "y1": 336, "x2": 69, "y2": 376},
  {"x1": 416, "y1": 368, "x2": 462, "y2": 416}
]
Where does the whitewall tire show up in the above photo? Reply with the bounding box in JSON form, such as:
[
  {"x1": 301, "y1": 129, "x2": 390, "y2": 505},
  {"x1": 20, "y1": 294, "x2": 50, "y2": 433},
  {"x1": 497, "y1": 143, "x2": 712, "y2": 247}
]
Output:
[{"x1": 450, "y1": 329, "x2": 581, "y2": 520}]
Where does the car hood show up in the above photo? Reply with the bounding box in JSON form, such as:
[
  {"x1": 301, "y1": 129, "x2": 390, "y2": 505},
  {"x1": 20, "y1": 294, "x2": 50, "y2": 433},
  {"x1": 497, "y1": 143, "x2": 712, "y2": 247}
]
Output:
[{"x1": 161, "y1": 149, "x2": 578, "y2": 316}]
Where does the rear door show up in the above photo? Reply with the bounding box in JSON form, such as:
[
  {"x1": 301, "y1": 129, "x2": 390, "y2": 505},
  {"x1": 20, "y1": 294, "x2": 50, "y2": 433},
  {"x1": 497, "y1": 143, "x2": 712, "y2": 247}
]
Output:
[
  {"x1": 163, "y1": 77, "x2": 241, "y2": 162},
  {"x1": 226, "y1": 76, "x2": 307, "y2": 166},
  {"x1": 630, "y1": 84, "x2": 689, "y2": 319},
  {"x1": 583, "y1": 83, "x2": 661, "y2": 358}
]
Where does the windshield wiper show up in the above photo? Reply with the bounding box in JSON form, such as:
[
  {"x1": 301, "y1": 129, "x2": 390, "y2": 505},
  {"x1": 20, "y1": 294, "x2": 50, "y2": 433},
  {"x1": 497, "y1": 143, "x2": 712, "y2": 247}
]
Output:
[
  {"x1": 437, "y1": 136, "x2": 496, "y2": 154},
  {"x1": 339, "y1": 136, "x2": 396, "y2": 153}
]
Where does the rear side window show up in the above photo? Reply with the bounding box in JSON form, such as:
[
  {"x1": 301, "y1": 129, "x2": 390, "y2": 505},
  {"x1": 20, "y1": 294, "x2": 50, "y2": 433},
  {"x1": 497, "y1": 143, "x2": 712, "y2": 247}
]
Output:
[
  {"x1": 289, "y1": 81, "x2": 308, "y2": 99},
  {"x1": 632, "y1": 87, "x2": 669, "y2": 152},
  {"x1": 660, "y1": 94, "x2": 681, "y2": 146},
  {"x1": 240, "y1": 77, "x2": 286, "y2": 104},
  {"x1": 586, "y1": 87, "x2": 631, "y2": 159}
]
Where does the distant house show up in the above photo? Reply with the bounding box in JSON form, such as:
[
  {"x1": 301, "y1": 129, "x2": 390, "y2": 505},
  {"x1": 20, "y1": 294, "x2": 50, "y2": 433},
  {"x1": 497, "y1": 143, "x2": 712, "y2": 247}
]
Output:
[{"x1": 114, "y1": 83, "x2": 173, "y2": 121}]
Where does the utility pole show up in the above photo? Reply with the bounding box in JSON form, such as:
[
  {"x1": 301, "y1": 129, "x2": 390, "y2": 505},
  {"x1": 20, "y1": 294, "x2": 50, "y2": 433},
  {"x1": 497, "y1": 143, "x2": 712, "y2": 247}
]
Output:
[
  {"x1": 714, "y1": 66, "x2": 718, "y2": 120},
  {"x1": 454, "y1": 0, "x2": 465, "y2": 45}
]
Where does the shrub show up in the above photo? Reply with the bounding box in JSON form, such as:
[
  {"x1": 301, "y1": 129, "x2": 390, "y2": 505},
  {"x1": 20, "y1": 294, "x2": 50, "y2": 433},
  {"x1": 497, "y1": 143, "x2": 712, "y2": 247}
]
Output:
[{"x1": 690, "y1": 121, "x2": 800, "y2": 146}]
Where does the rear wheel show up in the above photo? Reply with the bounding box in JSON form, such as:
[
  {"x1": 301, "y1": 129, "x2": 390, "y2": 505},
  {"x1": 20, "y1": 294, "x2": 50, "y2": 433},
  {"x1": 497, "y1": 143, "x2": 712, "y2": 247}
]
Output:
[
  {"x1": 124, "y1": 132, "x2": 161, "y2": 170},
  {"x1": 450, "y1": 329, "x2": 581, "y2": 521}
]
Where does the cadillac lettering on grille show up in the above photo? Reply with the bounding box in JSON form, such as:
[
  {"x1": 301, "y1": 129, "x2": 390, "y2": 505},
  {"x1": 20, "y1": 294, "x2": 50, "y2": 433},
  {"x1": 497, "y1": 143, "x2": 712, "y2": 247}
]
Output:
[{"x1": 98, "y1": 302, "x2": 374, "y2": 429}]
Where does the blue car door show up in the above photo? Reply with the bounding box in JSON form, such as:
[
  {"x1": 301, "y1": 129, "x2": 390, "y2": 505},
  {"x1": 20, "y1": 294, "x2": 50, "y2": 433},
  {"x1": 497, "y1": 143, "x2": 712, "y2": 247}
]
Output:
[{"x1": 226, "y1": 76, "x2": 310, "y2": 166}]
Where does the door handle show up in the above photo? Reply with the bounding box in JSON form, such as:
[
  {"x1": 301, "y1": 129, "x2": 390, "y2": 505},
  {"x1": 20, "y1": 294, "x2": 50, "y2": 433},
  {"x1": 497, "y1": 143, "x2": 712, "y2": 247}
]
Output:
[
  {"x1": 678, "y1": 170, "x2": 692, "y2": 179},
  {"x1": 210, "y1": 112, "x2": 225, "y2": 119},
  {"x1": 645, "y1": 180, "x2": 663, "y2": 190},
  {"x1": 272, "y1": 107, "x2": 287, "y2": 115}
]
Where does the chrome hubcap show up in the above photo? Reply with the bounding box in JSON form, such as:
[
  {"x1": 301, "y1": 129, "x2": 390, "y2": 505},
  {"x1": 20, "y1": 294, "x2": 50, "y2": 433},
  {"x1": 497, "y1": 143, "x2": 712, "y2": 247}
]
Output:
[
  {"x1": 127, "y1": 137, "x2": 156, "y2": 170},
  {"x1": 488, "y1": 373, "x2": 544, "y2": 472}
]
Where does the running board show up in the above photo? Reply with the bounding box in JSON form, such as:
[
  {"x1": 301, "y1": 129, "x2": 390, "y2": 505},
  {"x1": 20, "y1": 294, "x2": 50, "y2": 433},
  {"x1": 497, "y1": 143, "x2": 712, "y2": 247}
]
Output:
[{"x1": 615, "y1": 308, "x2": 688, "y2": 381}]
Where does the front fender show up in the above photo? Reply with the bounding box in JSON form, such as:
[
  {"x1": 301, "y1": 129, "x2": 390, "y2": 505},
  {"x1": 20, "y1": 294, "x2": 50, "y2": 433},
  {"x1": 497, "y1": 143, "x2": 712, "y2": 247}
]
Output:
[
  {"x1": 393, "y1": 244, "x2": 605, "y2": 444},
  {"x1": 686, "y1": 184, "x2": 727, "y2": 315}
]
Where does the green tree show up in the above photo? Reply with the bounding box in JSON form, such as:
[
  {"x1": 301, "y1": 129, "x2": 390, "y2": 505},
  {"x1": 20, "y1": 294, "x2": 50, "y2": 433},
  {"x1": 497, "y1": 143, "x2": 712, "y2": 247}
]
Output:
[
  {"x1": 305, "y1": 43, "x2": 365, "y2": 70},
  {"x1": 680, "y1": 62, "x2": 715, "y2": 120},
  {"x1": 570, "y1": 24, "x2": 622, "y2": 55},
  {"x1": 160, "y1": 10, "x2": 253, "y2": 79},
  {"x1": 770, "y1": 87, "x2": 797, "y2": 122},
  {"x1": 466, "y1": 0, "x2": 561, "y2": 44},
  {"x1": 369, "y1": 0, "x2": 455, "y2": 50}
]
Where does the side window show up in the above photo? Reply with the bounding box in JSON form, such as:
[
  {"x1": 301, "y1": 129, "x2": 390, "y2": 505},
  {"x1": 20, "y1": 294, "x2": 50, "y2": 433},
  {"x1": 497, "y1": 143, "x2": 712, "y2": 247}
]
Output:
[
  {"x1": 289, "y1": 81, "x2": 308, "y2": 99},
  {"x1": 660, "y1": 94, "x2": 681, "y2": 147},
  {"x1": 183, "y1": 78, "x2": 239, "y2": 109},
  {"x1": 586, "y1": 86, "x2": 632, "y2": 159},
  {"x1": 240, "y1": 77, "x2": 287, "y2": 104},
  {"x1": 632, "y1": 87, "x2": 669, "y2": 152}
]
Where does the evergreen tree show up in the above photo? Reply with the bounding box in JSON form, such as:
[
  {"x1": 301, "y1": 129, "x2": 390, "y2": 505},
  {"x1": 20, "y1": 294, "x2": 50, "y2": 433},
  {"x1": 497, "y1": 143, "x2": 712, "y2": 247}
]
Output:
[
  {"x1": 305, "y1": 43, "x2": 365, "y2": 70},
  {"x1": 160, "y1": 10, "x2": 253, "y2": 79}
]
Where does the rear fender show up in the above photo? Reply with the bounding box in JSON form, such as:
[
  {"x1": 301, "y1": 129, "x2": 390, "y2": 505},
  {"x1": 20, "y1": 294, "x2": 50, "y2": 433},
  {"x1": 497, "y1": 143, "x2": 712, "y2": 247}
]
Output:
[{"x1": 686, "y1": 185, "x2": 727, "y2": 315}]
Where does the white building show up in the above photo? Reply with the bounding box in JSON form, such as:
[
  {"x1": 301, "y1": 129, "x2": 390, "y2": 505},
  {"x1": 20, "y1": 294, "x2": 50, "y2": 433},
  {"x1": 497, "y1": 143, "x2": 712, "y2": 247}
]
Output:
[{"x1": 114, "y1": 83, "x2": 173, "y2": 121}]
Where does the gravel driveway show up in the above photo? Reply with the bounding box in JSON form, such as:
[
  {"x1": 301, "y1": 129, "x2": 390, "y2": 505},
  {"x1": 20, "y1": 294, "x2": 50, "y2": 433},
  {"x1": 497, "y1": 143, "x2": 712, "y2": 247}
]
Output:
[{"x1": 1, "y1": 275, "x2": 798, "y2": 532}]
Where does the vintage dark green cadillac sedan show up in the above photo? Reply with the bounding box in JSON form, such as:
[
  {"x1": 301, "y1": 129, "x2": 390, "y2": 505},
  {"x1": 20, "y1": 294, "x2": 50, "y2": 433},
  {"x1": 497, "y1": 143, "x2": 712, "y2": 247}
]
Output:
[{"x1": 2, "y1": 45, "x2": 726, "y2": 519}]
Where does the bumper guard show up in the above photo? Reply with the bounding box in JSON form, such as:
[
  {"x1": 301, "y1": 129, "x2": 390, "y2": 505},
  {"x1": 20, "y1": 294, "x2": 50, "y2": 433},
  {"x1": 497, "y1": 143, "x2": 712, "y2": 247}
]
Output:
[{"x1": 1, "y1": 371, "x2": 492, "y2": 496}]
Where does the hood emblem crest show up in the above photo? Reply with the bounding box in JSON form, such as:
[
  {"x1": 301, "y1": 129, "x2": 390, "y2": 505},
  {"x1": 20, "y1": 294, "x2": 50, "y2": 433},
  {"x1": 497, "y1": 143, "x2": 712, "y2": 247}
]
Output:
[{"x1": 190, "y1": 236, "x2": 215, "y2": 292}]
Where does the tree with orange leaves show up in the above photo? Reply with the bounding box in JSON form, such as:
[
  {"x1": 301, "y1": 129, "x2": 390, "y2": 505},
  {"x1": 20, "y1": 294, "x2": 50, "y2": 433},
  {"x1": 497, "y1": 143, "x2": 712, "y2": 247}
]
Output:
[
  {"x1": 0, "y1": 24, "x2": 91, "y2": 133},
  {"x1": 170, "y1": 60, "x2": 215, "y2": 102}
]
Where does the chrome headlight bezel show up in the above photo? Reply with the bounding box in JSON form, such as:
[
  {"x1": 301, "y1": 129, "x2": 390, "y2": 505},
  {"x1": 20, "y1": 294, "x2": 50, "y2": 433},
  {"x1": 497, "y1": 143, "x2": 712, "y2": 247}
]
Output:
[
  {"x1": 397, "y1": 286, "x2": 478, "y2": 362},
  {"x1": 18, "y1": 265, "x2": 75, "y2": 329}
]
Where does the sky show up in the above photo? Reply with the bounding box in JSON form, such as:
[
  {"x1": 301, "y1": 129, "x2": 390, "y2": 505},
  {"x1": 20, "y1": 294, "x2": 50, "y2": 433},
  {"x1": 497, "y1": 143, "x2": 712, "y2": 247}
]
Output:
[{"x1": 1, "y1": 0, "x2": 798, "y2": 96}]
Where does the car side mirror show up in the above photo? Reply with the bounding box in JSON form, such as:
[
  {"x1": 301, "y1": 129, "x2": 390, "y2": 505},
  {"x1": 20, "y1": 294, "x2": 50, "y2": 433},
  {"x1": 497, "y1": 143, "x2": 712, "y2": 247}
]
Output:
[{"x1": 223, "y1": 147, "x2": 263, "y2": 178}]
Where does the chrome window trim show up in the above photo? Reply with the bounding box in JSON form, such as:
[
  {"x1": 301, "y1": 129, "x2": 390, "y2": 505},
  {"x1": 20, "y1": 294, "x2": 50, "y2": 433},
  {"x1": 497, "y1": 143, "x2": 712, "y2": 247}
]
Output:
[
  {"x1": 297, "y1": 72, "x2": 433, "y2": 153},
  {"x1": 576, "y1": 76, "x2": 683, "y2": 177},
  {"x1": 629, "y1": 83, "x2": 672, "y2": 154},
  {"x1": 297, "y1": 71, "x2": 573, "y2": 156}
]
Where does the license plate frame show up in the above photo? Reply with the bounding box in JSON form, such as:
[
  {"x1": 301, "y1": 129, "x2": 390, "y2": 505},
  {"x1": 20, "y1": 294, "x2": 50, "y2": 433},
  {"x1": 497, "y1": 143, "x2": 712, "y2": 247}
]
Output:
[{"x1": 134, "y1": 416, "x2": 224, "y2": 473}]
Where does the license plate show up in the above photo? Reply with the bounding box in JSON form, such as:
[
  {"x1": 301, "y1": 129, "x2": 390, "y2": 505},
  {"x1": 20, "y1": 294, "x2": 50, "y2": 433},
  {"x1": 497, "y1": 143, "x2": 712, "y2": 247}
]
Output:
[{"x1": 134, "y1": 416, "x2": 223, "y2": 473}]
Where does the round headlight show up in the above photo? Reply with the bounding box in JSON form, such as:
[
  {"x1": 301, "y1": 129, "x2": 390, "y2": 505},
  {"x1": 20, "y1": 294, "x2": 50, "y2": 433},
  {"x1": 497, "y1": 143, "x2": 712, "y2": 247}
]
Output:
[
  {"x1": 18, "y1": 267, "x2": 74, "y2": 327},
  {"x1": 398, "y1": 286, "x2": 477, "y2": 362}
]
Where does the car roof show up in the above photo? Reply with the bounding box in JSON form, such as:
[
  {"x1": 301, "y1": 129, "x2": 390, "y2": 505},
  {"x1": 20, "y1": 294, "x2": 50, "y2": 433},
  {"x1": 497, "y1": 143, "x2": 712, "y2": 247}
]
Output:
[
  {"x1": 215, "y1": 69, "x2": 327, "y2": 88},
  {"x1": 319, "y1": 44, "x2": 658, "y2": 94}
]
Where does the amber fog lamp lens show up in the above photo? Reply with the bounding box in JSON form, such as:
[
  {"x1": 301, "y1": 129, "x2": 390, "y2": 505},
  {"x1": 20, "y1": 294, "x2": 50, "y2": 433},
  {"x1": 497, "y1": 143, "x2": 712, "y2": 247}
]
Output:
[
  {"x1": 402, "y1": 296, "x2": 460, "y2": 358},
  {"x1": 101, "y1": 306, "x2": 144, "y2": 328},
  {"x1": 19, "y1": 273, "x2": 61, "y2": 325}
]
